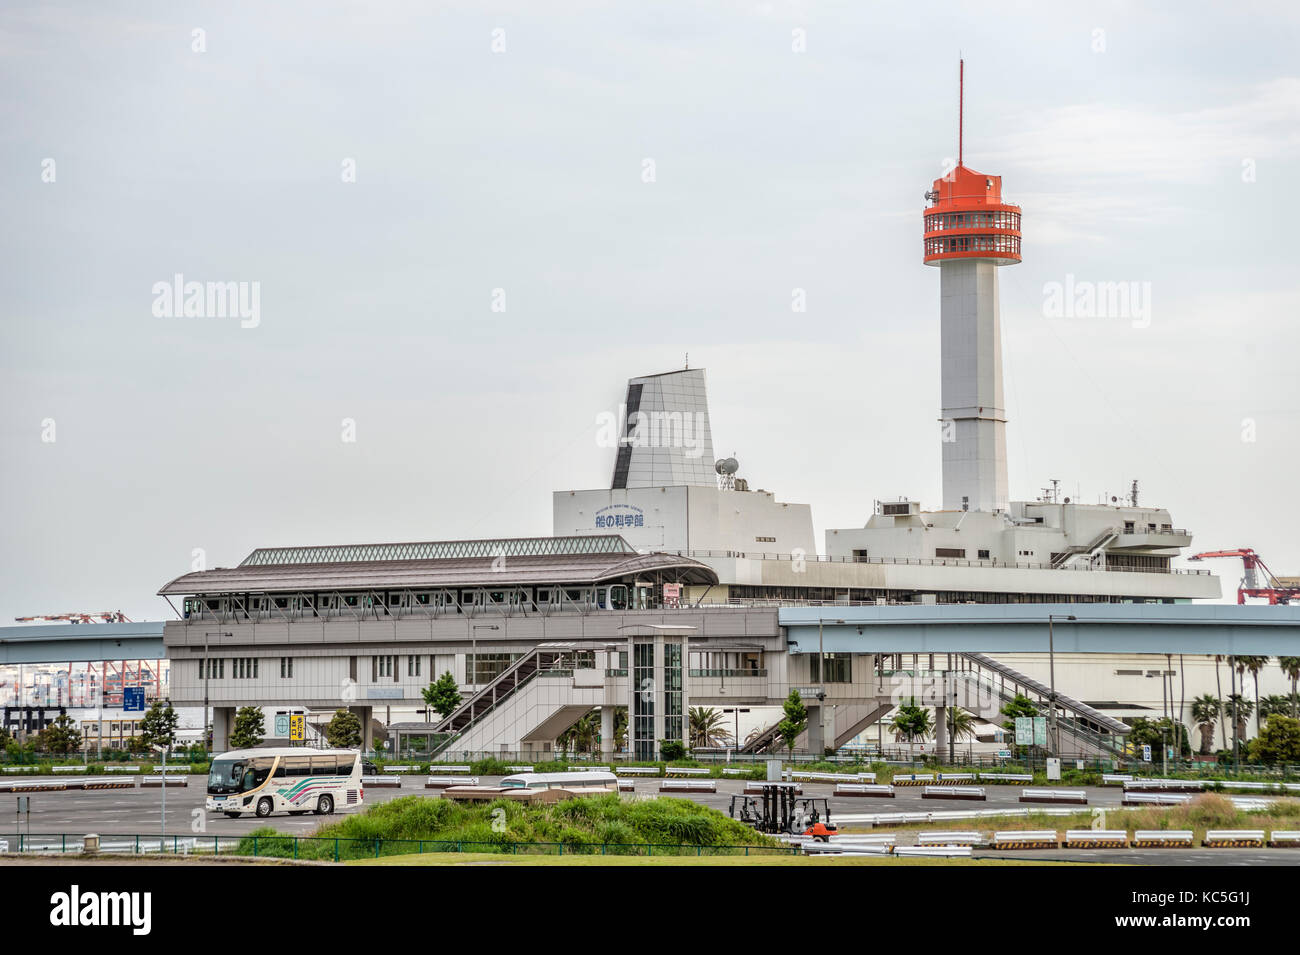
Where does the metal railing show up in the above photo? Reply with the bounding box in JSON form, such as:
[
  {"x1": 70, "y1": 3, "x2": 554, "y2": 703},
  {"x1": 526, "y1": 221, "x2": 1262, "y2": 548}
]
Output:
[
  {"x1": 0, "y1": 833, "x2": 797, "y2": 861},
  {"x1": 677, "y1": 549, "x2": 1210, "y2": 575}
]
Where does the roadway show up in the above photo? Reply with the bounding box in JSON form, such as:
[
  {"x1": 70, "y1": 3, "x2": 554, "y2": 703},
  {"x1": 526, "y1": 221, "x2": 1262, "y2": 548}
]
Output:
[{"x1": 4, "y1": 776, "x2": 1299, "y2": 865}]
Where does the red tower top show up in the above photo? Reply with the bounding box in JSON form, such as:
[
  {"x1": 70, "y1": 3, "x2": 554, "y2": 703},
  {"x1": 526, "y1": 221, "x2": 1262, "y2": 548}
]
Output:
[{"x1": 922, "y1": 61, "x2": 1021, "y2": 266}]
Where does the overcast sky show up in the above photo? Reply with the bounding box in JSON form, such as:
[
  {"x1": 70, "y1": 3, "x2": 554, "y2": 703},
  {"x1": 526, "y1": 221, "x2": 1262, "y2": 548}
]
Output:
[{"x1": 3, "y1": 1, "x2": 1298, "y2": 622}]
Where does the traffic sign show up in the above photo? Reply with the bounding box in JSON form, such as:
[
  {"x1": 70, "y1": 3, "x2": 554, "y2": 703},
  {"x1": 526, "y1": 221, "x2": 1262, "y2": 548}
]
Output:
[
  {"x1": 1032, "y1": 717, "x2": 1048, "y2": 746},
  {"x1": 1014, "y1": 717, "x2": 1033, "y2": 745},
  {"x1": 290, "y1": 714, "x2": 305, "y2": 741},
  {"x1": 123, "y1": 687, "x2": 145, "y2": 712},
  {"x1": 997, "y1": 749, "x2": 1012, "y2": 759},
  {"x1": 1142, "y1": 744, "x2": 1152, "y2": 762},
  {"x1": 274, "y1": 715, "x2": 290, "y2": 737}
]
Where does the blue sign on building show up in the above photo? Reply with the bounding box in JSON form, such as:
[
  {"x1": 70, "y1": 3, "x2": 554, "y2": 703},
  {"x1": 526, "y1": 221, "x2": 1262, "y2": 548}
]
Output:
[{"x1": 123, "y1": 687, "x2": 145, "y2": 712}]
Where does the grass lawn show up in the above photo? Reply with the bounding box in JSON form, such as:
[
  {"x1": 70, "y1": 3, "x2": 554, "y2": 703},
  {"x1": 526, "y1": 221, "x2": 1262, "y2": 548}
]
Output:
[{"x1": 349, "y1": 851, "x2": 1088, "y2": 867}]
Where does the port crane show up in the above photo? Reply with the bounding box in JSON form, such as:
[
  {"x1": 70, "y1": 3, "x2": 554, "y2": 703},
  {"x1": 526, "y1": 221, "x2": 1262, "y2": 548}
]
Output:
[{"x1": 1187, "y1": 549, "x2": 1299, "y2": 605}]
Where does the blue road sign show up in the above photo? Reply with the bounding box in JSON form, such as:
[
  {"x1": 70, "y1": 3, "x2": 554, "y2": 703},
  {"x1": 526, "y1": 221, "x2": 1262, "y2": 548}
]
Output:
[{"x1": 123, "y1": 687, "x2": 145, "y2": 712}]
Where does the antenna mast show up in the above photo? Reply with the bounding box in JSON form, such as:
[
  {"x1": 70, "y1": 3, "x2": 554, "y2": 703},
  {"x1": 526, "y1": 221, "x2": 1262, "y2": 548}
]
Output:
[{"x1": 958, "y1": 58, "x2": 964, "y2": 168}]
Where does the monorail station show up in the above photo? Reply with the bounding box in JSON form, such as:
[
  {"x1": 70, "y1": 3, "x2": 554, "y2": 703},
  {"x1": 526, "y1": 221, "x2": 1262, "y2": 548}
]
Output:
[{"x1": 159, "y1": 535, "x2": 896, "y2": 758}]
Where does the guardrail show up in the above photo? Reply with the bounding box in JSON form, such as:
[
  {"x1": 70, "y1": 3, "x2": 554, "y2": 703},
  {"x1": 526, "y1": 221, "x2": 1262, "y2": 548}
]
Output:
[
  {"x1": 1063, "y1": 830, "x2": 1127, "y2": 848},
  {"x1": 140, "y1": 776, "x2": 187, "y2": 788},
  {"x1": 1019, "y1": 788, "x2": 1087, "y2": 805},
  {"x1": 891, "y1": 774, "x2": 934, "y2": 786},
  {"x1": 425, "y1": 776, "x2": 479, "y2": 789},
  {"x1": 916, "y1": 831, "x2": 982, "y2": 846},
  {"x1": 615, "y1": 767, "x2": 659, "y2": 776},
  {"x1": 922, "y1": 785, "x2": 986, "y2": 801},
  {"x1": 977, "y1": 773, "x2": 1033, "y2": 784},
  {"x1": 784, "y1": 770, "x2": 877, "y2": 784},
  {"x1": 665, "y1": 767, "x2": 711, "y2": 777},
  {"x1": 834, "y1": 784, "x2": 895, "y2": 798},
  {"x1": 361, "y1": 775, "x2": 402, "y2": 788},
  {"x1": 992, "y1": 830, "x2": 1059, "y2": 849},
  {"x1": 1269, "y1": 831, "x2": 1300, "y2": 847},
  {"x1": 1123, "y1": 792, "x2": 1193, "y2": 806},
  {"x1": 659, "y1": 780, "x2": 717, "y2": 794},
  {"x1": 744, "y1": 782, "x2": 802, "y2": 795},
  {"x1": 1204, "y1": 830, "x2": 1265, "y2": 848},
  {"x1": 0, "y1": 833, "x2": 798, "y2": 860},
  {"x1": 1132, "y1": 830, "x2": 1194, "y2": 847}
]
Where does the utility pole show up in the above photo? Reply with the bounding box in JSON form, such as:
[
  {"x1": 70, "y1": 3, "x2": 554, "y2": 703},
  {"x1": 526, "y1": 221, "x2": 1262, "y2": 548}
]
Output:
[{"x1": 1046, "y1": 614, "x2": 1077, "y2": 757}]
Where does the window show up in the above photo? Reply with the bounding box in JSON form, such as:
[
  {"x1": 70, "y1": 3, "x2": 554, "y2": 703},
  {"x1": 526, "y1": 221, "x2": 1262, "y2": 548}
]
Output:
[
  {"x1": 280, "y1": 657, "x2": 293, "y2": 678},
  {"x1": 810, "y1": 653, "x2": 852, "y2": 684},
  {"x1": 372, "y1": 655, "x2": 396, "y2": 681},
  {"x1": 935, "y1": 548, "x2": 966, "y2": 559},
  {"x1": 407, "y1": 655, "x2": 421, "y2": 677},
  {"x1": 977, "y1": 549, "x2": 990, "y2": 559},
  {"x1": 201, "y1": 658, "x2": 224, "y2": 680}
]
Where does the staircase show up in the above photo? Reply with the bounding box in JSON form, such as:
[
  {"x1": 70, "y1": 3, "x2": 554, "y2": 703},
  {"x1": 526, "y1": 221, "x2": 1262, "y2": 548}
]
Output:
[
  {"x1": 1050, "y1": 526, "x2": 1120, "y2": 569},
  {"x1": 430, "y1": 643, "x2": 607, "y2": 756}
]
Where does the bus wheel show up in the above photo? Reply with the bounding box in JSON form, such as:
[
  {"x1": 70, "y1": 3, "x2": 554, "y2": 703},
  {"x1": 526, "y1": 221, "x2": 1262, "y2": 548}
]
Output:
[
  {"x1": 316, "y1": 794, "x2": 334, "y2": 815},
  {"x1": 256, "y1": 798, "x2": 274, "y2": 818}
]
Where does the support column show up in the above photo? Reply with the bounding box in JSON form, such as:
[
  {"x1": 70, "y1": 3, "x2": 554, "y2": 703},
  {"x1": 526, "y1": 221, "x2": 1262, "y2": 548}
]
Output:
[
  {"x1": 806, "y1": 705, "x2": 825, "y2": 755},
  {"x1": 600, "y1": 705, "x2": 614, "y2": 760},
  {"x1": 212, "y1": 707, "x2": 235, "y2": 753},
  {"x1": 349, "y1": 705, "x2": 373, "y2": 751},
  {"x1": 935, "y1": 706, "x2": 948, "y2": 760}
]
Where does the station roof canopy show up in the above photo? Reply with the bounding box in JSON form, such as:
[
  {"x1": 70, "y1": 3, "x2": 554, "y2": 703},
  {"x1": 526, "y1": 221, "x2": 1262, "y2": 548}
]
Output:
[{"x1": 158, "y1": 536, "x2": 718, "y2": 595}]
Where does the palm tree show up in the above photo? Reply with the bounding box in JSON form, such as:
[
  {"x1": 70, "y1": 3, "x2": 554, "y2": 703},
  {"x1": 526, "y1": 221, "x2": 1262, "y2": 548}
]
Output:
[
  {"x1": 688, "y1": 706, "x2": 733, "y2": 748},
  {"x1": 1191, "y1": 694, "x2": 1220, "y2": 756},
  {"x1": 891, "y1": 701, "x2": 933, "y2": 744},
  {"x1": 1214, "y1": 654, "x2": 1228, "y2": 748},
  {"x1": 557, "y1": 710, "x2": 600, "y2": 755},
  {"x1": 1258, "y1": 695, "x2": 1293, "y2": 723},
  {"x1": 1236, "y1": 655, "x2": 1270, "y2": 736},
  {"x1": 944, "y1": 707, "x2": 978, "y2": 743},
  {"x1": 1279, "y1": 657, "x2": 1300, "y2": 718},
  {"x1": 1224, "y1": 694, "x2": 1254, "y2": 746}
]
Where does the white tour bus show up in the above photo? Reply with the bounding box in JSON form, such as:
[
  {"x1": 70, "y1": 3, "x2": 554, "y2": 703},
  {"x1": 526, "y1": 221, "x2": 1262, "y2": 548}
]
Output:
[{"x1": 206, "y1": 747, "x2": 363, "y2": 818}]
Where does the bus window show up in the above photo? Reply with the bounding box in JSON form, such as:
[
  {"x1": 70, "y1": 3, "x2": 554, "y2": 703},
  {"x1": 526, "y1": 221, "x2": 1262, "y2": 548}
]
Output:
[
  {"x1": 312, "y1": 756, "x2": 339, "y2": 777},
  {"x1": 240, "y1": 758, "x2": 274, "y2": 791},
  {"x1": 285, "y1": 756, "x2": 312, "y2": 777}
]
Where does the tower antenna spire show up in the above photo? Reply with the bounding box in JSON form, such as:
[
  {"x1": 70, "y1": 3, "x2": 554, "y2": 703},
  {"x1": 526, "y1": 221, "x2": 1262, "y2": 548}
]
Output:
[{"x1": 958, "y1": 58, "x2": 964, "y2": 168}]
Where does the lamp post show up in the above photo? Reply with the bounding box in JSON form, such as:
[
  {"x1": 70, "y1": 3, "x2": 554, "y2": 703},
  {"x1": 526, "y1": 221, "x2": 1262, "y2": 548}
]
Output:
[
  {"x1": 470, "y1": 625, "x2": 499, "y2": 693},
  {"x1": 1046, "y1": 614, "x2": 1076, "y2": 757}
]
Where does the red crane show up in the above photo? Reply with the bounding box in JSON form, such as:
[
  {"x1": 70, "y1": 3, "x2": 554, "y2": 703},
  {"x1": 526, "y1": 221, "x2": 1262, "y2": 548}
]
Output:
[
  {"x1": 1187, "y1": 549, "x2": 1300, "y2": 605},
  {"x1": 14, "y1": 611, "x2": 132, "y2": 624}
]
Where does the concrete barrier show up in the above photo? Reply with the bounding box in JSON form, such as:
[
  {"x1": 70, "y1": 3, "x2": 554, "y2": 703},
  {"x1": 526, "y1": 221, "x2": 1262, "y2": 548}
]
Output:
[
  {"x1": 380, "y1": 765, "x2": 417, "y2": 774},
  {"x1": 617, "y1": 780, "x2": 636, "y2": 793},
  {"x1": 1203, "y1": 829, "x2": 1266, "y2": 848},
  {"x1": 977, "y1": 773, "x2": 1033, "y2": 784},
  {"x1": 721, "y1": 768, "x2": 751, "y2": 777},
  {"x1": 82, "y1": 778, "x2": 136, "y2": 790},
  {"x1": 785, "y1": 770, "x2": 876, "y2": 784},
  {"x1": 1124, "y1": 778, "x2": 1204, "y2": 793},
  {"x1": 894, "y1": 845, "x2": 973, "y2": 858},
  {"x1": 140, "y1": 776, "x2": 188, "y2": 787},
  {"x1": 1131, "y1": 829, "x2": 1194, "y2": 847},
  {"x1": 1268, "y1": 830, "x2": 1300, "y2": 847},
  {"x1": 1101, "y1": 774, "x2": 1133, "y2": 786},
  {"x1": 922, "y1": 785, "x2": 986, "y2": 801},
  {"x1": 916, "y1": 831, "x2": 982, "y2": 846},
  {"x1": 934, "y1": 773, "x2": 977, "y2": 784},
  {"x1": 362, "y1": 775, "x2": 402, "y2": 788},
  {"x1": 1064, "y1": 829, "x2": 1127, "y2": 848},
  {"x1": 425, "y1": 776, "x2": 479, "y2": 789},
  {"x1": 665, "y1": 767, "x2": 711, "y2": 777},
  {"x1": 1123, "y1": 792, "x2": 1192, "y2": 806},
  {"x1": 1020, "y1": 788, "x2": 1088, "y2": 805},
  {"x1": 891, "y1": 774, "x2": 934, "y2": 786},
  {"x1": 992, "y1": 830, "x2": 1059, "y2": 849},
  {"x1": 659, "y1": 780, "x2": 716, "y2": 794},
  {"x1": 615, "y1": 766, "x2": 659, "y2": 776},
  {"x1": 834, "y1": 783, "x2": 895, "y2": 798}
]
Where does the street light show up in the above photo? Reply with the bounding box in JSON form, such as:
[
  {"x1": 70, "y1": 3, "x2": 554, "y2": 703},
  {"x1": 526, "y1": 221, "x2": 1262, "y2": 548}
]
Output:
[
  {"x1": 1046, "y1": 614, "x2": 1077, "y2": 757},
  {"x1": 470, "y1": 625, "x2": 499, "y2": 693}
]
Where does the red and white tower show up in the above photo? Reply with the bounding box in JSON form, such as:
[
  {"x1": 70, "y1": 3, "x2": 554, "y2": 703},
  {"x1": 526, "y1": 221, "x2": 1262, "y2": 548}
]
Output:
[{"x1": 923, "y1": 61, "x2": 1021, "y2": 513}]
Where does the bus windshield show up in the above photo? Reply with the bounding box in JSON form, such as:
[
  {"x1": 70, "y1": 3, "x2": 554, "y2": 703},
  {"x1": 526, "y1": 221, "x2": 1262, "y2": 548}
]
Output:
[
  {"x1": 208, "y1": 759, "x2": 246, "y2": 795},
  {"x1": 208, "y1": 757, "x2": 274, "y2": 794}
]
